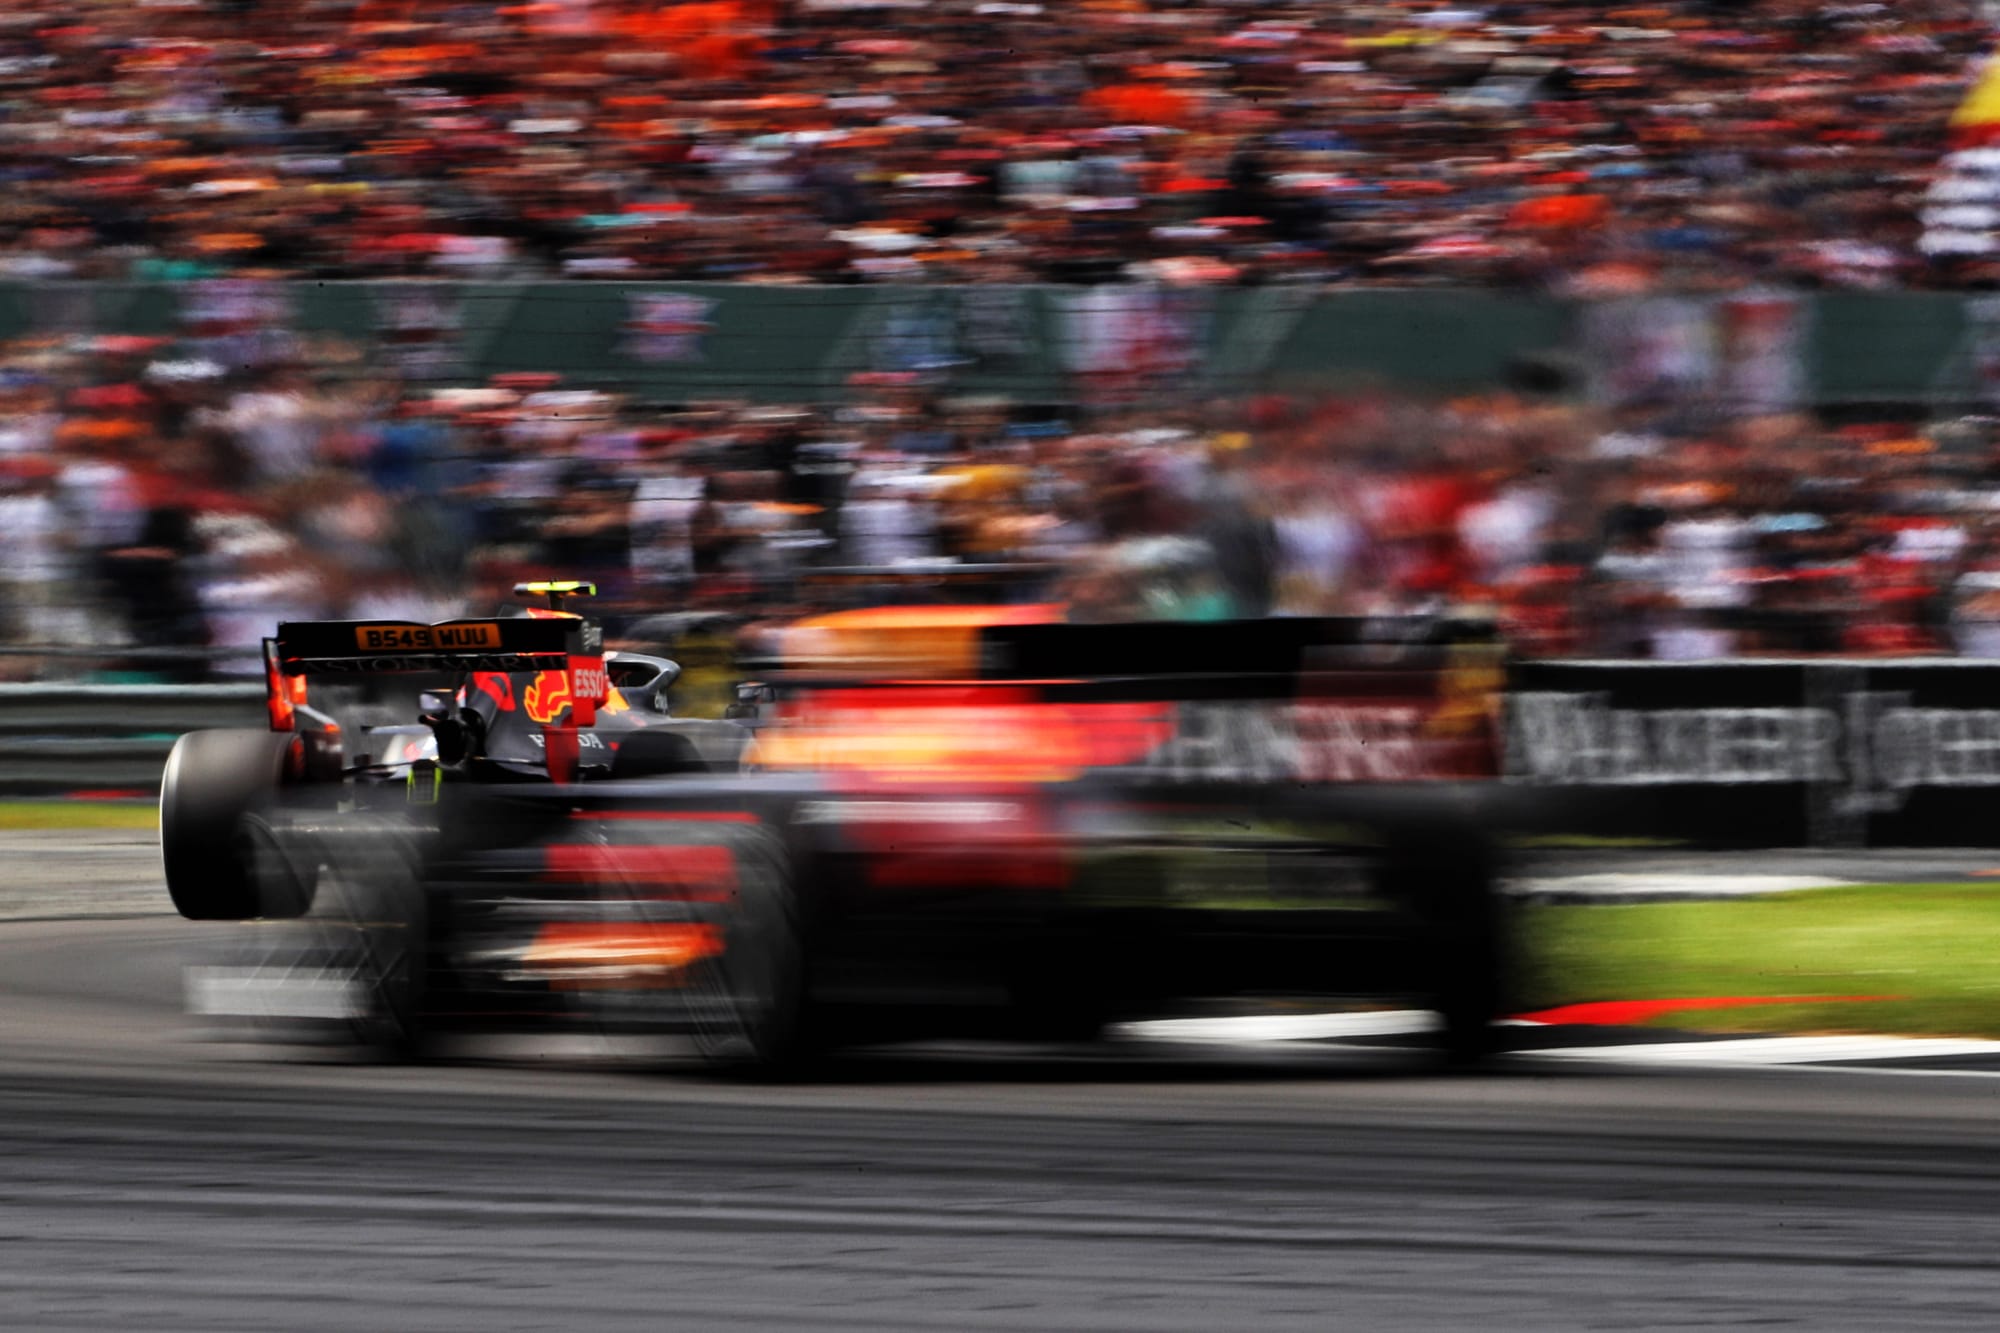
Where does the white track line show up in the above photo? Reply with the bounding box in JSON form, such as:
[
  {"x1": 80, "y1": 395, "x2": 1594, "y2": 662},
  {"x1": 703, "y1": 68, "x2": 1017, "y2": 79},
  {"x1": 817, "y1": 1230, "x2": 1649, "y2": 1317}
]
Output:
[
  {"x1": 1117, "y1": 1010, "x2": 2000, "y2": 1077},
  {"x1": 1507, "y1": 873, "x2": 1859, "y2": 900},
  {"x1": 1526, "y1": 1034, "x2": 2000, "y2": 1067},
  {"x1": 1113, "y1": 1010, "x2": 1438, "y2": 1044}
]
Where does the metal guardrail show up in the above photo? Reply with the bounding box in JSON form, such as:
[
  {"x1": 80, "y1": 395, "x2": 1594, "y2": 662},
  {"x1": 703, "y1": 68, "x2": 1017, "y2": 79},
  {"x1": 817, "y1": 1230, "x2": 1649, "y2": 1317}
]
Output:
[
  {"x1": 0, "y1": 683, "x2": 264, "y2": 794},
  {"x1": 0, "y1": 646, "x2": 237, "y2": 662}
]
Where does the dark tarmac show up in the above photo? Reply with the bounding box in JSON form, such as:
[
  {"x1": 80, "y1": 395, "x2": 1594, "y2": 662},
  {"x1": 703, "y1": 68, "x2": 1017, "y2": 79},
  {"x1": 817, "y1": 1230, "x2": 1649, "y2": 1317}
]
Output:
[
  {"x1": 9, "y1": 833, "x2": 2000, "y2": 1329},
  {"x1": 3, "y1": 904, "x2": 2000, "y2": 1331}
]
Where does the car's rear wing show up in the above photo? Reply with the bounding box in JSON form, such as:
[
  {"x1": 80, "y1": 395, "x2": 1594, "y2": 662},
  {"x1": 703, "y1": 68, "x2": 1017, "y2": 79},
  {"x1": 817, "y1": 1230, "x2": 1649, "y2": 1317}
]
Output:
[
  {"x1": 975, "y1": 616, "x2": 1498, "y2": 687},
  {"x1": 262, "y1": 611, "x2": 609, "y2": 781},
  {"x1": 767, "y1": 613, "x2": 1499, "y2": 689},
  {"x1": 749, "y1": 615, "x2": 1507, "y2": 785},
  {"x1": 269, "y1": 616, "x2": 600, "y2": 678}
]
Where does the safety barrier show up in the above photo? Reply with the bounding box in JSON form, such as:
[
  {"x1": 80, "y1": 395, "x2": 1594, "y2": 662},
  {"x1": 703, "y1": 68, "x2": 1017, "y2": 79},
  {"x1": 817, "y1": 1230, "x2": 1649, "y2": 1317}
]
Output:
[
  {"x1": 1507, "y1": 659, "x2": 2000, "y2": 849},
  {"x1": 0, "y1": 683, "x2": 262, "y2": 796}
]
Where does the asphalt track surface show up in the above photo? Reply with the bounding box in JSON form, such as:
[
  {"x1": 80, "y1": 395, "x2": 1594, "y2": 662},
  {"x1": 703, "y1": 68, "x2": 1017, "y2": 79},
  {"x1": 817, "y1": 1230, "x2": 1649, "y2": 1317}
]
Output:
[{"x1": 6, "y1": 838, "x2": 2000, "y2": 1330}]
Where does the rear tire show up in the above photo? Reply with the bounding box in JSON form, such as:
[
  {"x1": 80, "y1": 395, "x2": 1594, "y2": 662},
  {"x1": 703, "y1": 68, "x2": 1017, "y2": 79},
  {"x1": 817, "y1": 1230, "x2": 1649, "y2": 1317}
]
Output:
[
  {"x1": 689, "y1": 831, "x2": 813, "y2": 1072},
  {"x1": 1007, "y1": 926, "x2": 1119, "y2": 1043},
  {"x1": 1382, "y1": 825, "x2": 1507, "y2": 1066},
  {"x1": 160, "y1": 728, "x2": 295, "y2": 920}
]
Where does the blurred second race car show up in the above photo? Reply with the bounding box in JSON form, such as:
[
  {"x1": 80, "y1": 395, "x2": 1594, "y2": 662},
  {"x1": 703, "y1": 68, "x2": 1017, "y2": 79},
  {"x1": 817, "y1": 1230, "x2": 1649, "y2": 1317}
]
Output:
[{"x1": 163, "y1": 581, "x2": 1517, "y2": 1068}]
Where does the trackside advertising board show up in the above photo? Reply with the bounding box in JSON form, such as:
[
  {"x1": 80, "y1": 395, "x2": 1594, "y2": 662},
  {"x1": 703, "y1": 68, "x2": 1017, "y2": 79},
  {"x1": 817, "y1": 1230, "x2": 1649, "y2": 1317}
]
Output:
[{"x1": 1506, "y1": 660, "x2": 2000, "y2": 847}]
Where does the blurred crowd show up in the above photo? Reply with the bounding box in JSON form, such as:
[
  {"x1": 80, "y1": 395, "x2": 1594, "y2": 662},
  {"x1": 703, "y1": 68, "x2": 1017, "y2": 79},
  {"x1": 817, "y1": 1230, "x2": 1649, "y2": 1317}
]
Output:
[
  {"x1": 2, "y1": 0, "x2": 1993, "y2": 290},
  {"x1": 8, "y1": 336, "x2": 2000, "y2": 685},
  {"x1": 8, "y1": 0, "x2": 2000, "y2": 685}
]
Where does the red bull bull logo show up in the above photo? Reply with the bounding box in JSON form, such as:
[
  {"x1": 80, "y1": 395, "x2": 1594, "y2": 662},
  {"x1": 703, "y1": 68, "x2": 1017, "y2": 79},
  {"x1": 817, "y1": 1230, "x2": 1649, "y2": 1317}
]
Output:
[{"x1": 524, "y1": 670, "x2": 574, "y2": 725}]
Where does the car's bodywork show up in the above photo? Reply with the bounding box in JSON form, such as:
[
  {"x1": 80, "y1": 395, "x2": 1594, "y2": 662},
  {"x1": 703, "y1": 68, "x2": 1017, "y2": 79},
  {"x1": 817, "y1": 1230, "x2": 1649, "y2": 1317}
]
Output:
[{"x1": 163, "y1": 583, "x2": 1515, "y2": 1067}]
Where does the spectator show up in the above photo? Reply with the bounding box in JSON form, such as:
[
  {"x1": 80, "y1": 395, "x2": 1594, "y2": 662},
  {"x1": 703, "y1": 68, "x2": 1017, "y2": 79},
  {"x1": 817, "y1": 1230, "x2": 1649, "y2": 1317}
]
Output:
[{"x1": 0, "y1": 460, "x2": 74, "y2": 669}]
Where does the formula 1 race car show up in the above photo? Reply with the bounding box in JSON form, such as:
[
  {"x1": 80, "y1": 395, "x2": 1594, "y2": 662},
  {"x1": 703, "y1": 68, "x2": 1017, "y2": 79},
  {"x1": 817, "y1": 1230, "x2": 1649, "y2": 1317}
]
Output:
[{"x1": 162, "y1": 583, "x2": 1516, "y2": 1067}]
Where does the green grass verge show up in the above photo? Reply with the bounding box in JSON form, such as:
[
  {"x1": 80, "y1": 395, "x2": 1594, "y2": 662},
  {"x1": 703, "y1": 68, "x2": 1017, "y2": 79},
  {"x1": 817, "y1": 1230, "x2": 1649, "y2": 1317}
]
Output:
[
  {"x1": 0, "y1": 801, "x2": 157, "y2": 831},
  {"x1": 1518, "y1": 884, "x2": 2000, "y2": 1039}
]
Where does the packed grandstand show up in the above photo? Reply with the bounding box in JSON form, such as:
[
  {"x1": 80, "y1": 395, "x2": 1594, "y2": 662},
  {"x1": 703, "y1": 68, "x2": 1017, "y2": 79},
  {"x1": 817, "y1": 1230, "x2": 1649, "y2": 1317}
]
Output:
[
  {"x1": 5, "y1": 0, "x2": 1994, "y2": 288},
  {"x1": 5, "y1": 1, "x2": 2000, "y2": 684}
]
